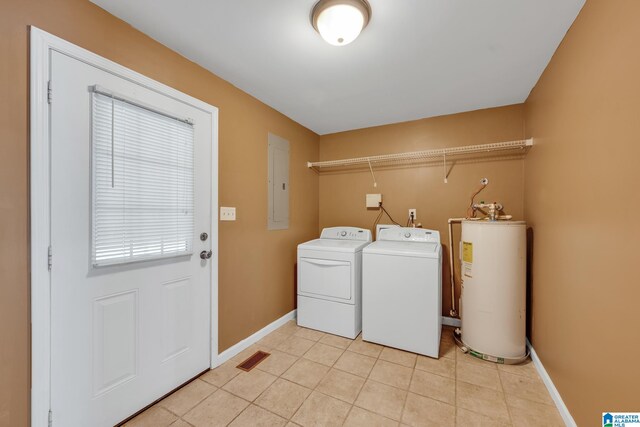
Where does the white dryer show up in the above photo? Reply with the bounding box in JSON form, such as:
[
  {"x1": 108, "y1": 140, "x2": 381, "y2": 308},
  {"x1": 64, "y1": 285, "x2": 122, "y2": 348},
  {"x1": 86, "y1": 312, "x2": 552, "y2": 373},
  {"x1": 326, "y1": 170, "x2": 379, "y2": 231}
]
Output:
[
  {"x1": 362, "y1": 227, "x2": 442, "y2": 357},
  {"x1": 297, "y1": 227, "x2": 372, "y2": 338}
]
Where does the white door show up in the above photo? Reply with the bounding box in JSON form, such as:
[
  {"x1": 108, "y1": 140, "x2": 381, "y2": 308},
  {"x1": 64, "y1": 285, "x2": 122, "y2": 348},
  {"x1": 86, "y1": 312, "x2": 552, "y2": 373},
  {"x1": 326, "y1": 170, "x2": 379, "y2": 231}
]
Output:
[{"x1": 50, "y1": 50, "x2": 214, "y2": 426}]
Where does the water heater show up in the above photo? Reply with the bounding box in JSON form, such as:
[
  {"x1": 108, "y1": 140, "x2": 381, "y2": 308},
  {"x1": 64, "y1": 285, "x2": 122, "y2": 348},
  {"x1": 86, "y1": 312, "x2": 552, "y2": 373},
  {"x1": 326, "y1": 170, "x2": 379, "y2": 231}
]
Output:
[{"x1": 460, "y1": 220, "x2": 526, "y2": 362}]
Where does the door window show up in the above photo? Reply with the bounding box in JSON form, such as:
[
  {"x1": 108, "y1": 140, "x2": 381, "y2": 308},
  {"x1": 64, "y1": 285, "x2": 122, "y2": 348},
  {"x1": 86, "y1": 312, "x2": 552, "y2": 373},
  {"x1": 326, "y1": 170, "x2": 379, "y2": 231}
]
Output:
[{"x1": 91, "y1": 88, "x2": 195, "y2": 266}]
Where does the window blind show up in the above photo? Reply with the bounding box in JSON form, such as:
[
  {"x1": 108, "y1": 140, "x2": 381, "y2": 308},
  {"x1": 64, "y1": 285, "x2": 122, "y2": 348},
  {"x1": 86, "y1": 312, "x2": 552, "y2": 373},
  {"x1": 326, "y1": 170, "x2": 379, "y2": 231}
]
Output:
[{"x1": 91, "y1": 90, "x2": 195, "y2": 267}]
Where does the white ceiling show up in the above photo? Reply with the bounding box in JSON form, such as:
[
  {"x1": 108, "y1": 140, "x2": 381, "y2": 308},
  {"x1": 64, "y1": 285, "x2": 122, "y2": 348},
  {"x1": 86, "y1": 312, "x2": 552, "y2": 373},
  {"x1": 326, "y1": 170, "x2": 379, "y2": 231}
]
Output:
[{"x1": 90, "y1": 0, "x2": 584, "y2": 135}]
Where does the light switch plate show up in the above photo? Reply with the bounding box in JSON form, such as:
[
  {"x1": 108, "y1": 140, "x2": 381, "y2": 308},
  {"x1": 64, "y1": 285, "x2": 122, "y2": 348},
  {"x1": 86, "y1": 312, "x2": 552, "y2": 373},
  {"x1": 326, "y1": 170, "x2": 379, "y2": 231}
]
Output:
[
  {"x1": 366, "y1": 194, "x2": 382, "y2": 208},
  {"x1": 220, "y1": 207, "x2": 236, "y2": 221}
]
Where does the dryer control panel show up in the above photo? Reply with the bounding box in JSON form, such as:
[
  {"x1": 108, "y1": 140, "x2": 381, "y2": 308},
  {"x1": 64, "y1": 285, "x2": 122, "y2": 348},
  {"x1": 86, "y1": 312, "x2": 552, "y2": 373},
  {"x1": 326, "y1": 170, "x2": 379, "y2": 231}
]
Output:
[
  {"x1": 320, "y1": 227, "x2": 372, "y2": 242},
  {"x1": 378, "y1": 227, "x2": 440, "y2": 243}
]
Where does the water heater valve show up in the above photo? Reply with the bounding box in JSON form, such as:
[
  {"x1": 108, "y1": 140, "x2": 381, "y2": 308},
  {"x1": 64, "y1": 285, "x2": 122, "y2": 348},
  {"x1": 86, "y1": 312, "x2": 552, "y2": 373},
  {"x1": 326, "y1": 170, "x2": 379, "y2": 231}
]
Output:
[{"x1": 473, "y1": 202, "x2": 503, "y2": 221}]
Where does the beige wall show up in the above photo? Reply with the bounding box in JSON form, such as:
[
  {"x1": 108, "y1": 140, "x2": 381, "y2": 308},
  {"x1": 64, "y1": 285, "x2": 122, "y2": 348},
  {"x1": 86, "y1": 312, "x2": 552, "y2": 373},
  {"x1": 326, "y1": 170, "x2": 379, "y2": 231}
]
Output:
[
  {"x1": 523, "y1": 0, "x2": 640, "y2": 424},
  {"x1": 319, "y1": 105, "x2": 526, "y2": 316},
  {"x1": 0, "y1": 1, "x2": 318, "y2": 425}
]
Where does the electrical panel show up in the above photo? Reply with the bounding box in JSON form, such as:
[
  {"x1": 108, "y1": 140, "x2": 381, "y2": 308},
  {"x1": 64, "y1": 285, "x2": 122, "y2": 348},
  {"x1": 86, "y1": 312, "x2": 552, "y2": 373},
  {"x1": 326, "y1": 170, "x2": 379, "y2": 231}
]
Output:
[{"x1": 268, "y1": 133, "x2": 289, "y2": 230}]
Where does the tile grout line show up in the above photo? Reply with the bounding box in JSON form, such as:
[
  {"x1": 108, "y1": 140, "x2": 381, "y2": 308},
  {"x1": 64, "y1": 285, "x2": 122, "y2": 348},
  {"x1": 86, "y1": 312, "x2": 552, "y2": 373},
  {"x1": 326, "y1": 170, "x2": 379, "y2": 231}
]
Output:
[
  {"x1": 346, "y1": 337, "x2": 408, "y2": 424},
  {"x1": 498, "y1": 369, "x2": 559, "y2": 408},
  {"x1": 223, "y1": 400, "x2": 248, "y2": 427},
  {"x1": 255, "y1": 378, "x2": 311, "y2": 423},
  {"x1": 448, "y1": 326, "x2": 459, "y2": 426},
  {"x1": 281, "y1": 325, "x2": 346, "y2": 424},
  {"x1": 414, "y1": 356, "x2": 456, "y2": 381},
  {"x1": 311, "y1": 333, "x2": 373, "y2": 426},
  {"x1": 179, "y1": 371, "x2": 239, "y2": 424},
  {"x1": 403, "y1": 336, "x2": 456, "y2": 425},
  {"x1": 225, "y1": 336, "x2": 294, "y2": 425},
  {"x1": 454, "y1": 342, "x2": 458, "y2": 426},
  {"x1": 499, "y1": 370, "x2": 564, "y2": 418},
  {"x1": 453, "y1": 340, "x2": 521, "y2": 425},
  {"x1": 328, "y1": 336, "x2": 381, "y2": 425},
  {"x1": 160, "y1": 383, "x2": 218, "y2": 420},
  {"x1": 255, "y1": 329, "x2": 305, "y2": 423},
  {"x1": 224, "y1": 347, "x2": 279, "y2": 427},
  {"x1": 271, "y1": 327, "x2": 315, "y2": 424},
  {"x1": 497, "y1": 363, "x2": 515, "y2": 426},
  {"x1": 344, "y1": 336, "x2": 379, "y2": 415},
  {"x1": 399, "y1": 361, "x2": 416, "y2": 425},
  {"x1": 348, "y1": 335, "x2": 457, "y2": 424}
]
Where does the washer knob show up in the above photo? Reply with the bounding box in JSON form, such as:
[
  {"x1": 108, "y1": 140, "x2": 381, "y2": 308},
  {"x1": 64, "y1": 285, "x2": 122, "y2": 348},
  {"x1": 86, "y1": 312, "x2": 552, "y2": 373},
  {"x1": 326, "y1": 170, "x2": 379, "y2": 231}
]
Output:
[
  {"x1": 340, "y1": 231, "x2": 347, "y2": 237},
  {"x1": 404, "y1": 232, "x2": 411, "y2": 238}
]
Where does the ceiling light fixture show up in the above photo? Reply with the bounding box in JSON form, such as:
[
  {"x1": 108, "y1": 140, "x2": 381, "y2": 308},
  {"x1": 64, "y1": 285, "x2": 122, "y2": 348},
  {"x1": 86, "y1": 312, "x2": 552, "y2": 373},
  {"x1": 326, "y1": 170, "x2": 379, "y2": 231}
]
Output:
[{"x1": 311, "y1": 0, "x2": 371, "y2": 46}]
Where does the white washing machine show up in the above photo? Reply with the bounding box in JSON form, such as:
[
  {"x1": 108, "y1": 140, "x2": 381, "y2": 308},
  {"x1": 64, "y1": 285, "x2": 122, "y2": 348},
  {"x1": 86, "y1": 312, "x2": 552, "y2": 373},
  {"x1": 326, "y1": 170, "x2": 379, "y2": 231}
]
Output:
[
  {"x1": 362, "y1": 227, "x2": 442, "y2": 357},
  {"x1": 297, "y1": 227, "x2": 372, "y2": 338}
]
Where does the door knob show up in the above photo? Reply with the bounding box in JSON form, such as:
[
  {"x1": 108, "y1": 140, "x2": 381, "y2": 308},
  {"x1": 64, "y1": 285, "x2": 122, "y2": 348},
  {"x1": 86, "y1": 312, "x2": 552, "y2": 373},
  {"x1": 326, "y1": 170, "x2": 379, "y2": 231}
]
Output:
[{"x1": 200, "y1": 250, "x2": 212, "y2": 260}]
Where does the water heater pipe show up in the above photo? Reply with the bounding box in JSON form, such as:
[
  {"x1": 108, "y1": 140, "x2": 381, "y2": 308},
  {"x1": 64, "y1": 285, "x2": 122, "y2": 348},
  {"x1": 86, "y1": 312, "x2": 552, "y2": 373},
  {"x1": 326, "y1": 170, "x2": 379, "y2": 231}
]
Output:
[
  {"x1": 447, "y1": 218, "x2": 466, "y2": 317},
  {"x1": 473, "y1": 202, "x2": 503, "y2": 221}
]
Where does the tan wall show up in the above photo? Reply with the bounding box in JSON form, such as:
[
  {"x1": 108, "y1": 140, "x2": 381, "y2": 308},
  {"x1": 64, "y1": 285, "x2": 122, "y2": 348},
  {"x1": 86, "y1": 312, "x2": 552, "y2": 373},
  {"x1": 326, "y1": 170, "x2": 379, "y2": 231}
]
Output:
[
  {"x1": 0, "y1": 1, "x2": 319, "y2": 425},
  {"x1": 523, "y1": 0, "x2": 640, "y2": 424},
  {"x1": 319, "y1": 105, "x2": 526, "y2": 316}
]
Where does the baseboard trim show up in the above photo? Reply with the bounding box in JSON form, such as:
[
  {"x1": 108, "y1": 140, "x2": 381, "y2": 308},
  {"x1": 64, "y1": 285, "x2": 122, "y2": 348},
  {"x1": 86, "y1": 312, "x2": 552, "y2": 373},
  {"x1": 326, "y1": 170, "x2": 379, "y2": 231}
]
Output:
[
  {"x1": 442, "y1": 316, "x2": 461, "y2": 327},
  {"x1": 214, "y1": 309, "x2": 297, "y2": 366},
  {"x1": 527, "y1": 339, "x2": 576, "y2": 427}
]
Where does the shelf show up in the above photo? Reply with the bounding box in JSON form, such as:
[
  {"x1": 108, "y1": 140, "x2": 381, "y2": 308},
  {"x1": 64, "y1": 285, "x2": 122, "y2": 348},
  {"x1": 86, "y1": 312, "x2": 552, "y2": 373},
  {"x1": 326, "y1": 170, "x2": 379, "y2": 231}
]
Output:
[{"x1": 307, "y1": 138, "x2": 533, "y2": 170}]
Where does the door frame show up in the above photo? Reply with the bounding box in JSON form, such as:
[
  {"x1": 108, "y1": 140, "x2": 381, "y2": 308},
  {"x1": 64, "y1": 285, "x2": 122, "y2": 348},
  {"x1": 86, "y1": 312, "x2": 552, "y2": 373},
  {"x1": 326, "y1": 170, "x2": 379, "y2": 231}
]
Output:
[{"x1": 30, "y1": 27, "x2": 219, "y2": 426}]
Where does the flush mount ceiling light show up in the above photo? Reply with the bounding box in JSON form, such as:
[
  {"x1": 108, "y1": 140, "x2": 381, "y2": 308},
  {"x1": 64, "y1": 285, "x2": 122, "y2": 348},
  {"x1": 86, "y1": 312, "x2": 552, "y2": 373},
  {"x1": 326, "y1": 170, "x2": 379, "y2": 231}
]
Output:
[{"x1": 311, "y1": 0, "x2": 371, "y2": 46}]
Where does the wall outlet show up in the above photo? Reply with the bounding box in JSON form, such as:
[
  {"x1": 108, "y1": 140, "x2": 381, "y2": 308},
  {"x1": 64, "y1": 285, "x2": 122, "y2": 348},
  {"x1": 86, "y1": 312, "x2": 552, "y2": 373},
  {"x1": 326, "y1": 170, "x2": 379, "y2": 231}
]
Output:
[
  {"x1": 408, "y1": 209, "x2": 417, "y2": 220},
  {"x1": 220, "y1": 207, "x2": 236, "y2": 221},
  {"x1": 366, "y1": 194, "x2": 382, "y2": 208}
]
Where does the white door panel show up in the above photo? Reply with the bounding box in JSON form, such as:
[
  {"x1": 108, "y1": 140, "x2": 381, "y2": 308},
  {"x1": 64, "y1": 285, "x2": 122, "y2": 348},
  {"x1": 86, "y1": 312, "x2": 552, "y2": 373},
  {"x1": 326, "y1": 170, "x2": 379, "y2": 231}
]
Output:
[{"x1": 50, "y1": 51, "x2": 213, "y2": 426}]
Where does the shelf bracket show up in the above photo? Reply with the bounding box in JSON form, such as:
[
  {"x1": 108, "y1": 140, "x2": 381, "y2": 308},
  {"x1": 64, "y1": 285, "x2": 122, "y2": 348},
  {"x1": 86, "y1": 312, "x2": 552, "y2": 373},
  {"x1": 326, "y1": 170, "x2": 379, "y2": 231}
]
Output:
[
  {"x1": 367, "y1": 158, "x2": 377, "y2": 188},
  {"x1": 443, "y1": 153, "x2": 448, "y2": 184}
]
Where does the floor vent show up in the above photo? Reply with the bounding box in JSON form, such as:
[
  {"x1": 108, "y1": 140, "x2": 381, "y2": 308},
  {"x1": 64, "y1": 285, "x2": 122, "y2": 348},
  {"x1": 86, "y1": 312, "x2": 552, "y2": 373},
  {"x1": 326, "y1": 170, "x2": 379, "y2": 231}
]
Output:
[{"x1": 236, "y1": 350, "x2": 270, "y2": 372}]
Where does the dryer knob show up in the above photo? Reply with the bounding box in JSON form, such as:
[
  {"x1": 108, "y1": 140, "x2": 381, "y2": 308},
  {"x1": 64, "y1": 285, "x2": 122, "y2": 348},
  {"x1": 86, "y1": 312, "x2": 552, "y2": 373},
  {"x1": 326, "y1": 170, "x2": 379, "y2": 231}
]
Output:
[
  {"x1": 340, "y1": 231, "x2": 347, "y2": 237},
  {"x1": 404, "y1": 232, "x2": 411, "y2": 238}
]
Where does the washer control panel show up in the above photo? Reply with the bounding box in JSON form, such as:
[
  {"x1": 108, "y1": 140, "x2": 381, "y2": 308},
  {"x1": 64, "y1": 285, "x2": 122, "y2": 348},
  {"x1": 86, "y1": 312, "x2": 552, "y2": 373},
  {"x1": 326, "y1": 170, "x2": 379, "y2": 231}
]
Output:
[
  {"x1": 378, "y1": 227, "x2": 440, "y2": 243},
  {"x1": 320, "y1": 227, "x2": 372, "y2": 242}
]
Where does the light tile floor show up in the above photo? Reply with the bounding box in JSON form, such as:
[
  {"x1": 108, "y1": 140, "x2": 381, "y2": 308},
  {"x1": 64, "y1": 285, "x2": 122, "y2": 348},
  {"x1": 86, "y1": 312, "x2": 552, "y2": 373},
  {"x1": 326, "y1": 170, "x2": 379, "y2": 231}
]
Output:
[{"x1": 124, "y1": 322, "x2": 564, "y2": 427}]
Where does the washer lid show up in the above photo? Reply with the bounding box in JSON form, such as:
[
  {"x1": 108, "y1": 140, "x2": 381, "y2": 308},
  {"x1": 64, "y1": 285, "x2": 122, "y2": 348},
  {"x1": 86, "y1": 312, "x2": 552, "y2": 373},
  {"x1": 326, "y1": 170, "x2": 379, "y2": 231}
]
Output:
[
  {"x1": 363, "y1": 240, "x2": 441, "y2": 258},
  {"x1": 298, "y1": 238, "x2": 371, "y2": 253}
]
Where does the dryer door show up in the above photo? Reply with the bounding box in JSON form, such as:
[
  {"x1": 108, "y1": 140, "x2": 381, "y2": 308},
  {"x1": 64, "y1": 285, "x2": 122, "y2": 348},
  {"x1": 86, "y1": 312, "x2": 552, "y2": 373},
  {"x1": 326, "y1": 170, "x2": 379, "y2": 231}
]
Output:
[{"x1": 299, "y1": 257, "x2": 352, "y2": 301}]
